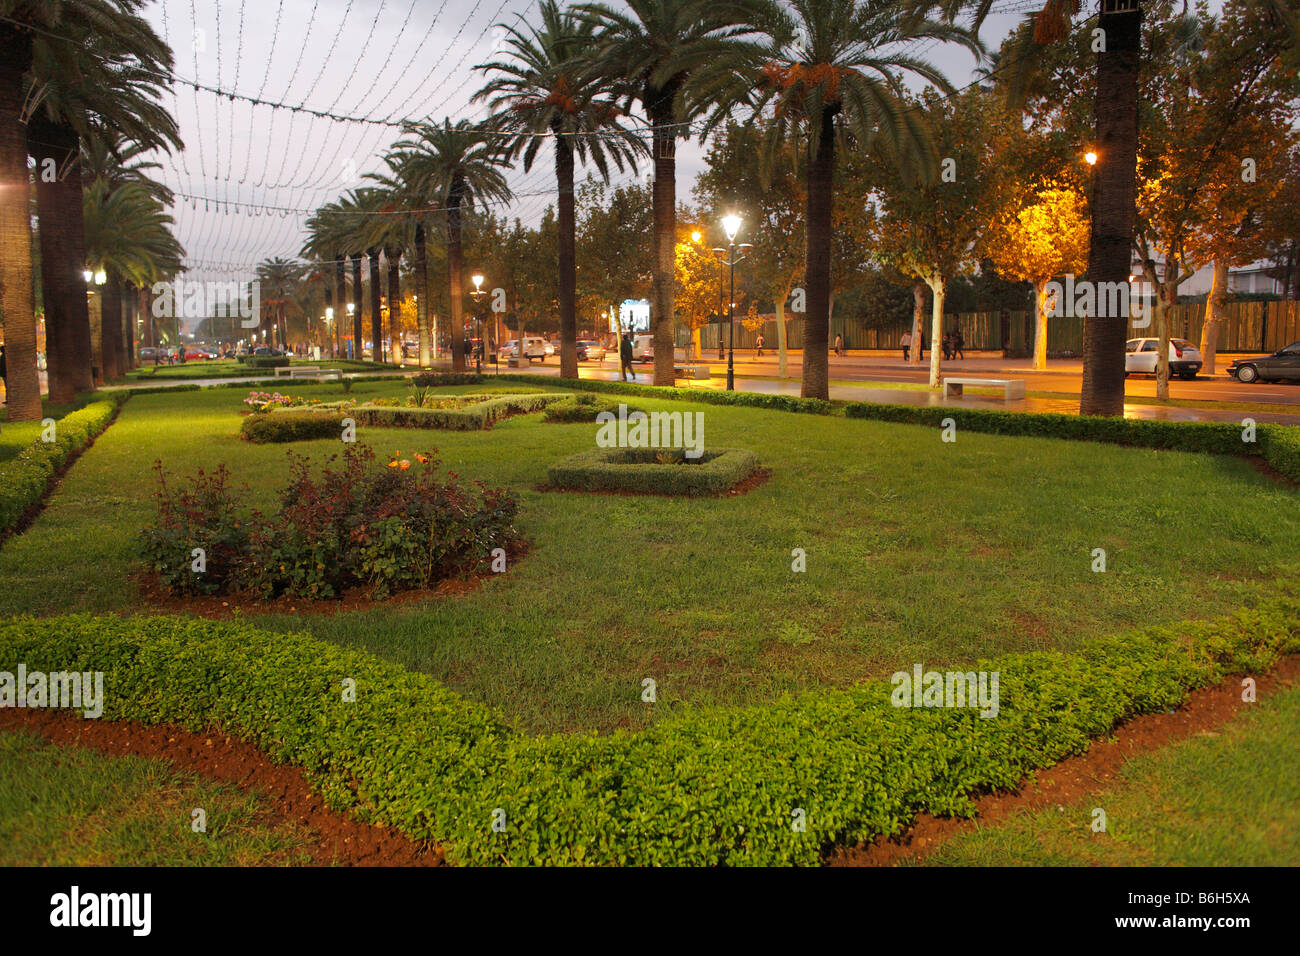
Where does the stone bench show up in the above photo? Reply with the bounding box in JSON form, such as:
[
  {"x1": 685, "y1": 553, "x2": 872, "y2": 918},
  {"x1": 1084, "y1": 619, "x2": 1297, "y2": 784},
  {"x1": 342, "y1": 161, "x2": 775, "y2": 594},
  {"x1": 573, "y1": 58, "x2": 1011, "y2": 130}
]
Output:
[
  {"x1": 674, "y1": 365, "x2": 711, "y2": 381},
  {"x1": 942, "y1": 376, "x2": 1026, "y2": 400},
  {"x1": 273, "y1": 366, "x2": 343, "y2": 380}
]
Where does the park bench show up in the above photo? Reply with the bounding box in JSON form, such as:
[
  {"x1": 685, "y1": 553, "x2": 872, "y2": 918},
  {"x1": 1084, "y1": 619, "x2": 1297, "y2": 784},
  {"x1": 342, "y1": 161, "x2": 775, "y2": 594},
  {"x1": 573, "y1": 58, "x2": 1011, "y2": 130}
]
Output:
[
  {"x1": 273, "y1": 366, "x2": 343, "y2": 381},
  {"x1": 942, "y1": 376, "x2": 1026, "y2": 401}
]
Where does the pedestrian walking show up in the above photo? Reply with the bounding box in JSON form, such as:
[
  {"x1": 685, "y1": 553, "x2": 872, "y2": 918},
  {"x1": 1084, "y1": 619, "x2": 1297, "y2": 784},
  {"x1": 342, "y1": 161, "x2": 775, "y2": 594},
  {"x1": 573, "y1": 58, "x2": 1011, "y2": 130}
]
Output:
[
  {"x1": 942, "y1": 333, "x2": 952, "y2": 361},
  {"x1": 900, "y1": 330, "x2": 911, "y2": 361},
  {"x1": 834, "y1": 333, "x2": 844, "y2": 357},
  {"x1": 954, "y1": 328, "x2": 965, "y2": 360},
  {"x1": 620, "y1": 332, "x2": 635, "y2": 382},
  {"x1": 755, "y1": 333, "x2": 765, "y2": 357}
]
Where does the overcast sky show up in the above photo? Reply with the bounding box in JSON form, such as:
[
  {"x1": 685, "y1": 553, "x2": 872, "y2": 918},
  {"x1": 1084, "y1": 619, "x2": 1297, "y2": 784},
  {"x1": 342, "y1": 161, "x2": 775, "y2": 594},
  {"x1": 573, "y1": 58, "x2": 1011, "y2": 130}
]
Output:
[{"x1": 144, "y1": 1, "x2": 1035, "y2": 287}]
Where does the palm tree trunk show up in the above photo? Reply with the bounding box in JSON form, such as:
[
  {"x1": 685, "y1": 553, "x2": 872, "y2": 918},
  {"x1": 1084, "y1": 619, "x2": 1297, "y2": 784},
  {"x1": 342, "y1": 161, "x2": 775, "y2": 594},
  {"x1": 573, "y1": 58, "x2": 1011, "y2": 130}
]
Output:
[
  {"x1": 31, "y1": 120, "x2": 93, "y2": 402},
  {"x1": 368, "y1": 249, "x2": 382, "y2": 363},
  {"x1": 556, "y1": 130, "x2": 579, "y2": 380},
  {"x1": 649, "y1": 100, "x2": 677, "y2": 387},
  {"x1": 100, "y1": 274, "x2": 124, "y2": 382},
  {"x1": 415, "y1": 222, "x2": 430, "y2": 366},
  {"x1": 802, "y1": 108, "x2": 835, "y2": 400},
  {"x1": 0, "y1": 26, "x2": 42, "y2": 420},
  {"x1": 350, "y1": 253, "x2": 364, "y2": 358},
  {"x1": 334, "y1": 254, "x2": 347, "y2": 357},
  {"x1": 387, "y1": 251, "x2": 402, "y2": 365},
  {"x1": 1080, "y1": 1, "x2": 1142, "y2": 416},
  {"x1": 448, "y1": 192, "x2": 466, "y2": 373}
]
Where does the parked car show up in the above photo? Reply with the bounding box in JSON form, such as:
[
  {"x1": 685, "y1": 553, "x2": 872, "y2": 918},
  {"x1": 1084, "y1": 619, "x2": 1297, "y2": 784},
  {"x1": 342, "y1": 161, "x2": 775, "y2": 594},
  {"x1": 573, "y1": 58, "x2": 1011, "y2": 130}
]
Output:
[
  {"x1": 1225, "y1": 342, "x2": 1300, "y2": 383},
  {"x1": 632, "y1": 334, "x2": 655, "y2": 363},
  {"x1": 1124, "y1": 337, "x2": 1202, "y2": 380},
  {"x1": 499, "y1": 337, "x2": 549, "y2": 361},
  {"x1": 139, "y1": 347, "x2": 158, "y2": 362},
  {"x1": 252, "y1": 346, "x2": 286, "y2": 357},
  {"x1": 577, "y1": 339, "x2": 607, "y2": 361}
]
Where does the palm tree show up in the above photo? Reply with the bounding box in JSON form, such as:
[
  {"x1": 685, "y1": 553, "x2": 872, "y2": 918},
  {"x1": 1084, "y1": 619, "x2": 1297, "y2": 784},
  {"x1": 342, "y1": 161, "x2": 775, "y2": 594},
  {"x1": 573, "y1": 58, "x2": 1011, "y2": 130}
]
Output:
[
  {"x1": 723, "y1": 0, "x2": 975, "y2": 399},
  {"x1": 302, "y1": 201, "x2": 352, "y2": 358},
  {"x1": 82, "y1": 176, "x2": 183, "y2": 380},
  {"x1": 388, "y1": 120, "x2": 512, "y2": 372},
  {"x1": 366, "y1": 154, "x2": 435, "y2": 366},
  {"x1": 256, "y1": 258, "x2": 307, "y2": 350},
  {"x1": 575, "y1": 0, "x2": 757, "y2": 386},
  {"x1": 26, "y1": 8, "x2": 178, "y2": 401},
  {"x1": 475, "y1": 0, "x2": 644, "y2": 379}
]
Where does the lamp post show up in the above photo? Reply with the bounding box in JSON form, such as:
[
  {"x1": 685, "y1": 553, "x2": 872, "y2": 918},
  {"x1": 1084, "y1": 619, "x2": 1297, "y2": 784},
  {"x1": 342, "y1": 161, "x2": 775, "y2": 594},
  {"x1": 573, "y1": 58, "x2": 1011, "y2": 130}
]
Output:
[
  {"x1": 325, "y1": 306, "x2": 335, "y2": 358},
  {"x1": 469, "y1": 273, "x2": 486, "y2": 375},
  {"x1": 712, "y1": 215, "x2": 752, "y2": 391},
  {"x1": 346, "y1": 302, "x2": 355, "y2": 359}
]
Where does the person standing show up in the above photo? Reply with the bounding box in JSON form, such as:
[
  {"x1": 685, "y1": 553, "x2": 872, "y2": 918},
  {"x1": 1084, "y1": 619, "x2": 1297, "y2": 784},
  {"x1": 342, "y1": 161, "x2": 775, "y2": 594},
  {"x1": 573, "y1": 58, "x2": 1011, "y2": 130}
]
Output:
[
  {"x1": 755, "y1": 333, "x2": 765, "y2": 358},
  {"x1": 900, "y1": 330, "x2": 911, "y2": 361},
  {"x1": 834, "y1": 333, "x2": 844, "y2": 357},
  {"x1": 954, "y1": 328, "x2": 965, "y2": 360},
  {"x1": 620, "y1": 332, "x2": 635, "y2": 382}
]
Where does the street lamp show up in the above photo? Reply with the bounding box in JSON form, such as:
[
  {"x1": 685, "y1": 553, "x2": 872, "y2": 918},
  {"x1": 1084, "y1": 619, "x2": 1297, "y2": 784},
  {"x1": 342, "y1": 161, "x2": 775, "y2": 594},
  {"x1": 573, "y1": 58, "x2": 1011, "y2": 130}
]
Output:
[
  {"x1": 1084, "y1": 150, "x2": 1098, "y2": 166},
  {"x1": 469, "y1": 273, "x2": 487, "y2": 374},
  {"x1": 713, "y1": 215, "x2": 752, "y2": 391}
]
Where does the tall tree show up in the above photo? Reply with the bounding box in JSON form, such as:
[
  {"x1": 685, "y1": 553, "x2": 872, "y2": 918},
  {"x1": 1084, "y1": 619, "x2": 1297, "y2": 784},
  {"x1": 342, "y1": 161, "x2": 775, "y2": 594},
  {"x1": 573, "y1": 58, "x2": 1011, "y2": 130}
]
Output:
[
  {"x1": 576, "y1": 0, "x2": 757, "y2": 386},
  {"x1": 717, "y1": 0, "x2": 976, "y2": 398},
  {"x1": 476, "y1": 0, "x2": 644, "y2": 378},
  {"x1": 388, "y1": 120, "x2": 512, "y2": 372}
]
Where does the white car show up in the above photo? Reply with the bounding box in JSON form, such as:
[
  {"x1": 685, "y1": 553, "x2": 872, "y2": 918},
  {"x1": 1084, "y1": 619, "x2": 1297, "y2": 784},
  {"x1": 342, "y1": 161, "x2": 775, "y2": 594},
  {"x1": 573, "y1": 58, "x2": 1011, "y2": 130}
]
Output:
[
  {"x1": 499, "y1": 337, "x2": 549, "y2": 361},
  {"x1": 632, "y1": 334, "x2": 655, "y2": 363},
  {"x1": 1125, "y1": 337, "x2": 1202, "y2": 380}
]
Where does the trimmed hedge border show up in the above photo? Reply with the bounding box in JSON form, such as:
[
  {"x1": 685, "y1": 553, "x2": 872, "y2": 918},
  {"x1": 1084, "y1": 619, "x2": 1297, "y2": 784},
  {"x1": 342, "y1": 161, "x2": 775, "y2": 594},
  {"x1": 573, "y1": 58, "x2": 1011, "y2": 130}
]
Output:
[
  {"x1": 843, "y1": 401, "x2": 1300, "y2": 483},
  {"x1": 351, "y1": 393, "x2": 570, "y2": 431},
  {"x1": 481, "y1": 373, "x2": 838, "y2": 415},
  {"x1": 240, "y1": 410, "x2": 346, "y2": 443},
  {"x1": 542, "y1": 393, "x2": 643, "y2": 423},
  {"x1": 1, "y1": 594, "x2": 1296, "y2": 865},
  {"x1": 0, "y1": 395, "x2": 127, "y2": 537},
  {"x1": 548, "y1": 446, "x2": 759, "y2": 496}
]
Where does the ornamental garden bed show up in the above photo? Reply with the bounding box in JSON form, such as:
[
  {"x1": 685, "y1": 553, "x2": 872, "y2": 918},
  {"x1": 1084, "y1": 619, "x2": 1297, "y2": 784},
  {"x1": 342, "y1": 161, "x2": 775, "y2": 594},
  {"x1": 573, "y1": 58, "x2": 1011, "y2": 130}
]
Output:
[{"x1": 546, "y1": 446, "x2": 762, "y2": 497}]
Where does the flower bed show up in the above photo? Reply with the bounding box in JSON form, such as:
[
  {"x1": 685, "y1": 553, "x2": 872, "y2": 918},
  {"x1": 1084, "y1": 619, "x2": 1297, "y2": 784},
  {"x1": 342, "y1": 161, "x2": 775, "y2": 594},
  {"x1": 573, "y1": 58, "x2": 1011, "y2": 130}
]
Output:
[{"x1": 547, "y1": 446, "x2": 760, "y2": 496}]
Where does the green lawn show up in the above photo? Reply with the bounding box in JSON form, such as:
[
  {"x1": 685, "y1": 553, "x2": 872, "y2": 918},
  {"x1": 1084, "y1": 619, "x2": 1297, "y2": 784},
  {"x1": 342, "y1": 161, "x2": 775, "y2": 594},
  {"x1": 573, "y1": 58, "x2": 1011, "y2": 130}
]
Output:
[
  {"x1": 0, "y1": 729, "x2": 314, "y2": 866},
  {"x1": 2, "y1": 377, "x2": 1296, "y2": 734},
  {"x1": 1, "y1": 399, "x2": 86, "y2": 461},
  {"x1": 920, "y1": 683, "x2": 1300, "y2": 866}
]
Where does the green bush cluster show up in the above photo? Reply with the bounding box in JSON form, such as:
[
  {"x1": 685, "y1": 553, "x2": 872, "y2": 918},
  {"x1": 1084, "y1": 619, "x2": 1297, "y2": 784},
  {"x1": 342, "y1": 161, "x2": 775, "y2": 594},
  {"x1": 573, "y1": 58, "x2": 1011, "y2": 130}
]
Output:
[
  {"x1": 351, "y1": 393, "x2": 569, "y2": 431},
  {"x1": 2, "y1": 594, "x2": 1296, "y2": 865},
  {"x1": 245, "y1": 356, "x2": 290, "y2": 369},
  {"x1": 508, "y1": 374, "x2": 836, "y2": 415},
  {"x1": 548, "y1": 446, "x2": 759, "y2": 496},
  {"x1": 541, "y1": 393, "x2": 642, "y2": 423},
  {"x1": 411, "y1": 372, "x2": 487, "y2": 387},
  {"x1": 0, "y1": 397, "x2": 124, "y2": 535},
  {"x1": 843, "y1": 401, "x2": 1300, "y2": 482},
  {"x1": 240, "y1": 411, "x2": 346, "y2": 443}
]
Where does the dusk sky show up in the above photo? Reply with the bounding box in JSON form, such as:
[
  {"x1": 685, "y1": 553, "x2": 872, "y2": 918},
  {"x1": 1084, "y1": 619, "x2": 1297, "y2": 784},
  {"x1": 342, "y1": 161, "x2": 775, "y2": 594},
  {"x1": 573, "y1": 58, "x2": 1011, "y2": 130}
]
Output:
[{"x1": 144, "y1": 1, "x2": 1036, "y2": 287}]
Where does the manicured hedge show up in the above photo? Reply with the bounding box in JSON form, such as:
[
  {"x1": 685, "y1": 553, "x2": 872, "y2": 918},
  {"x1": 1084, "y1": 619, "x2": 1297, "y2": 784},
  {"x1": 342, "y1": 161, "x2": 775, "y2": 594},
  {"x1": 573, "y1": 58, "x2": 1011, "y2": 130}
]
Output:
[
  {"x1": 844, "y1": 401, "x2": 1300, "y2": 482},
  {"x1": 542, "y1": 393, "x2": 642, "y2": 423},
  {"x1": 548, "y1": 447, "x2": 759, "y2": 496},
  {"x1": 240, "y1": 410, "x2": 347, "y2": 443},
  {"x1": 475, "y1": 373, "x2": 838, "y2": 415},
  {"x1": 2, "y1": 594, "x2": 1296, "y2": 865},
  {"x1": 0, "y1": 396, "x2": 125, "y2": 536},
  {"x1": 352, "y1": 393, "x2": 569, "y2": 430},
  {"x1": 246, "y1": 356, "x2": 290, "y2": 369}
]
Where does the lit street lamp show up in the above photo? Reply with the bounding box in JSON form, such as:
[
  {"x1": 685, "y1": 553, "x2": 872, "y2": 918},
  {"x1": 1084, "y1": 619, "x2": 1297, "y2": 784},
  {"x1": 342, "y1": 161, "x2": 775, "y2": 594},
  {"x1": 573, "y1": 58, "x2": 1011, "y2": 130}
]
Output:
[
  {"x1": 469, "y1": 273, "x2": 487, "y2": 375},
  {"x1": 712, "y1": 215, "x2": 752, "y2": 391}
]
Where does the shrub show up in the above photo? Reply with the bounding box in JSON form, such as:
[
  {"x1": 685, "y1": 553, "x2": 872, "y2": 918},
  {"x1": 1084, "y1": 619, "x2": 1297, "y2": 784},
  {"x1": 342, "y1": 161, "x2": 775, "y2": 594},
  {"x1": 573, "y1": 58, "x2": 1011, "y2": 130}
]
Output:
[
  {"x1": 351, "y1": 393, "x2": 569, "y2": 430},
  {"x1": 0, "y1": 396, "x2": 124, "y2": 536},
  {"x1": 1260, "y1": 425, "x2": 1300, "y2": 483},
  {"x1": 411, "y1": 372, "x2": 485, "y2": 387},
  {"x1": 240, "y1": 410, "x2": 346, "y2": 444},
  {"x1": 139, "y1": 445, "x2": 520, "y2": 600},
  {"x1": 547, "y1": 446, "x2": 759, "y2": 496},
  {"x1": 508, "y1": 374, "x2": 836, "y2": 415},
  {"x1": 137, "y1": 462, "x2": 245, "y2": 595},
  {"x1": 3, "y1": 593, "x2": 1296, "y2": 865},
  {"x1": 247, "y1": 356, "x2": 290, "y2": 369},
  {"x1": 542, "y1": 393, "x2": 643, "y2": 423}
]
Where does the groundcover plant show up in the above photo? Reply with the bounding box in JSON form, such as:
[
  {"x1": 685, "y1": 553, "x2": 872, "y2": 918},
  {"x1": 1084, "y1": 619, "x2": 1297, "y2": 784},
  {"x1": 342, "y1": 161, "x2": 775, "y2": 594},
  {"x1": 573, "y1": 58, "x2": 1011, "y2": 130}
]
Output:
[{"x1": 0, "y1": 0, "x2": 1298, "y2": 940}]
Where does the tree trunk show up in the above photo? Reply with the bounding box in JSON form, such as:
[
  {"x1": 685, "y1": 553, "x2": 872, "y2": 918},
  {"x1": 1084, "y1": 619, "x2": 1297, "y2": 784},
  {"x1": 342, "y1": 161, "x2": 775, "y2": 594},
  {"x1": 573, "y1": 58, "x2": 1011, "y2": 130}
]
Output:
[
  {"x1": 927, "y1": 275, "x2": 946, "y2": 389},
  {"x1": 350, "y1": 253, "x2": 364, "y2": 359},
  {"x1": 649, "y1": 103, "x2": 677, "y2": 387},
  {"x1": 387, "y1": 251, "x2": 402, "y2": 365},
  {"x1": 31, "y1": 120, "x2": 93, "y2": 402},
  {"x1": 368, "y1": 249, "x2": 382, "y2": 363},
  {"x1": 1033, "y1": 279, "x2": 1050, "y2": 371},
  {"x1": 555, "y1": 129, "x2": 579, "y2": 380},
  {"x1": 334, "y1": 254, "x2": 347, "y2": 357},
  {"x1": 1154, "y1": 259, "x2": 1177, "y2": 400},
  {"x1": 802, "y1": 108, "x2": 835, "y2": 400},
  {"x1": 414, "y1": 222, "x2": 430, "y2": 366},
  {"x1": 1200, "y1": 258, "x2": 1227, "y2": 375},
  {"x1": 910, "y1": 282, "x2": 926, "y2": 366},
  {"x1": 1080, "y1": 2, "x2": 1142, "y2": 416},
  {"x1": 776, "y1": 285, "x2": 790, "y2": 379},
  {"x1": 100, "y1": 275, "x2": 124, "y2": 382},
  {"x1": 0, "y1": 27, "x2": 41, "y2": 420},
  {"x1": 448, "y1": 191, "x2": 466, "y2": 373}
]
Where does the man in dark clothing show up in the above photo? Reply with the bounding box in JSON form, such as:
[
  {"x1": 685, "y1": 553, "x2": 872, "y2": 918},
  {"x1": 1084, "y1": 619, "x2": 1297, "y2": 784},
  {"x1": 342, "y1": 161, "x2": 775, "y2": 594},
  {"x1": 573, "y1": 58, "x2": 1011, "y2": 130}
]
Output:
[
  {"x1": 954, "y1": 329, "x2": 965, "y2": 360},
  {"x1": 620, "y1": 333, "x2": 635, "y2": 382}
]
